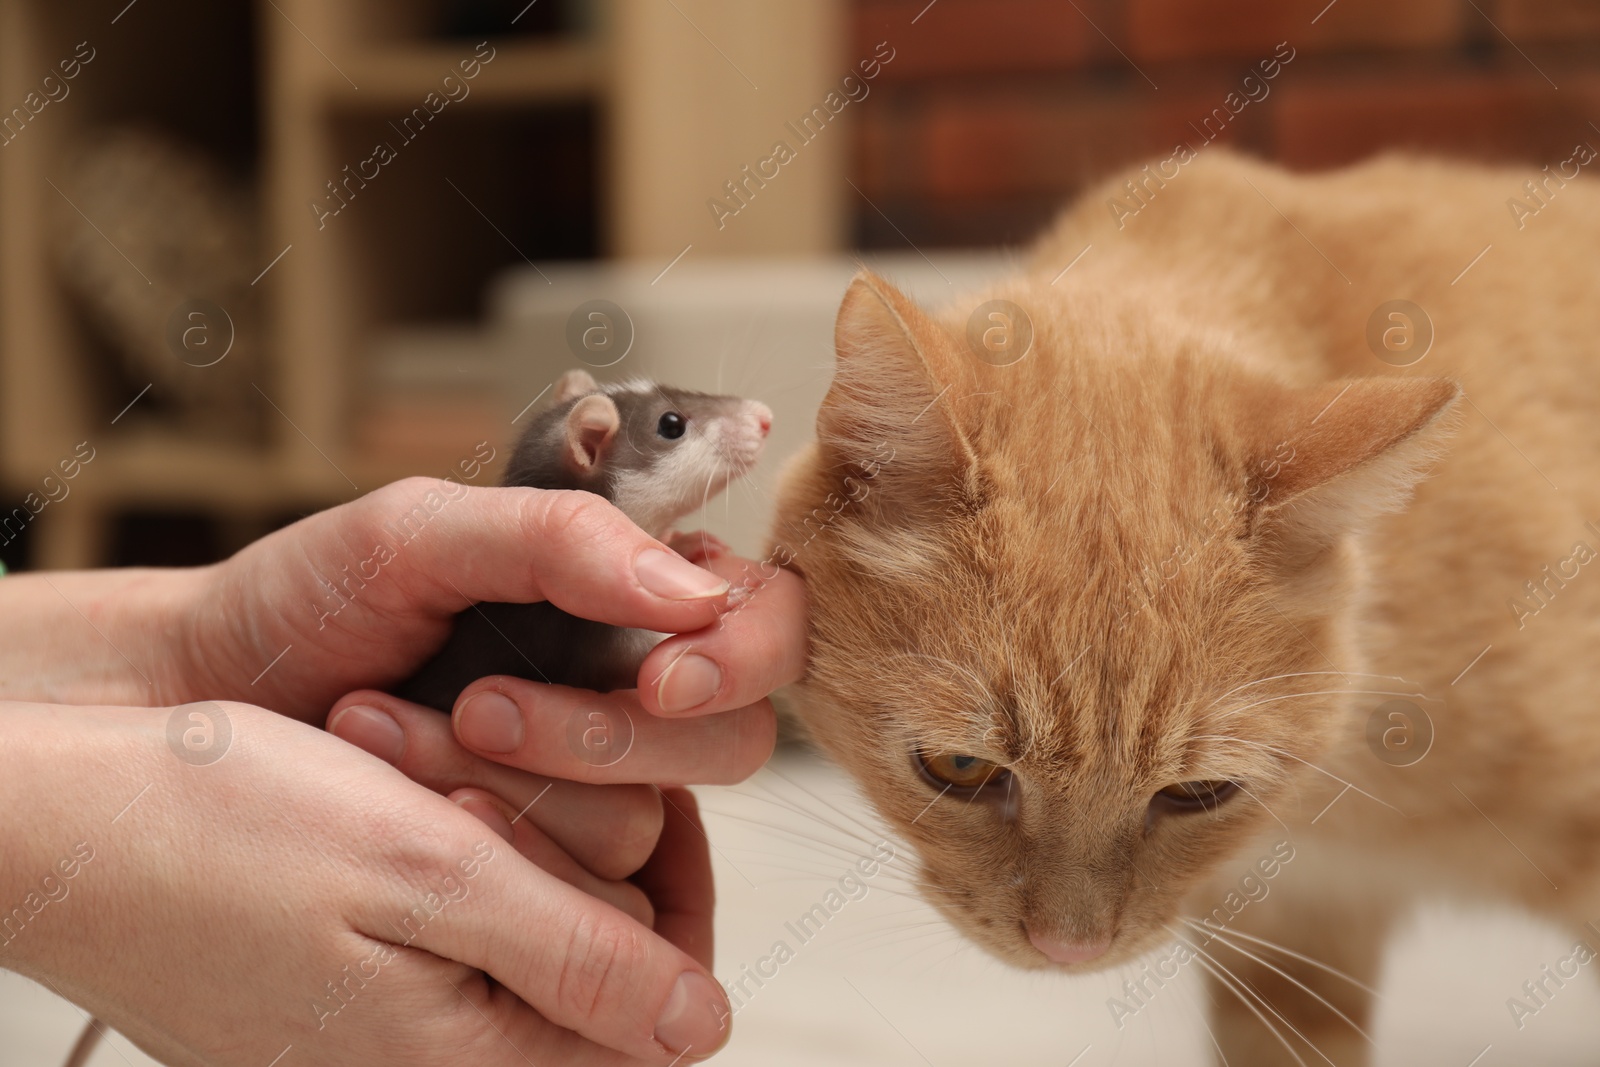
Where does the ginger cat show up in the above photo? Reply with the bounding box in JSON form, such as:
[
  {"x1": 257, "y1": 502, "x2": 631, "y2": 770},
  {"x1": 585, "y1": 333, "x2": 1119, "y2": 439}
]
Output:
[{"x1": 769, "y1": 149, "x2": 1600, "y2": 1064}]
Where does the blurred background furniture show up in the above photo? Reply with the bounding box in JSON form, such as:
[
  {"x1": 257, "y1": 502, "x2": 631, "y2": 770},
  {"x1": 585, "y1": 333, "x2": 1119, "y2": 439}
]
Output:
[
  {"x1": 0, "y1": 0, "x2": 846, "y2": 569},
  {"x1": 6, "y1": 0, "x2": 1599, "y2": 571}
]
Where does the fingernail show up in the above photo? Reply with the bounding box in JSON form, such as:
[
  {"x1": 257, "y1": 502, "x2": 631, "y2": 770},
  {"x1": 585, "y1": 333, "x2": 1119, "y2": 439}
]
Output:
[
  {"x1": 329, "y1": 705, "x2": 404, "y2": 765},
  {"x1": 454, "y1": 795, "x2": 516, "y2": 844},
  {"x1": 635, "y1": 548, "x2": 729, "y2": 600},
  {"x1": 656, "y1": 652, "x2": 722, "y2": 715},
  {"x1": 456, "y1": 691, "x2": 524, "y2": 753},
  {"x1": 654, "y1": 971, "x2": 731, "y2": 1056}
]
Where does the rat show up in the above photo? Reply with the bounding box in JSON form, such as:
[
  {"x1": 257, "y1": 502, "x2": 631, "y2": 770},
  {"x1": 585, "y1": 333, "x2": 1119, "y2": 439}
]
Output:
[{"x1": 394, "y1": 368, "x2": 773, "y2": 710}]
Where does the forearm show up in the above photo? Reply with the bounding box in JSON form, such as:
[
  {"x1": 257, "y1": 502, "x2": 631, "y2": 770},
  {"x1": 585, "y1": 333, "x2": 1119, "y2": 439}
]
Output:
[
  {"x1": 0, "y1": 568, "x2": 210, "y2": 707},
  {"x1": 0, "y1": 701, "x2": 133, "y2": 981}
]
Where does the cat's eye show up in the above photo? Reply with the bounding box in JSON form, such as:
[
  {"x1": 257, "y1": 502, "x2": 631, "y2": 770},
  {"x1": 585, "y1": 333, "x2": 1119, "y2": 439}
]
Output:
[
  {"x1": 915, "y1": 750, "x2": 1010, "y2": 792},
  {"x1": 1153, "y1": 779, "x2": 1241, "y2": 813},
  {"x1": 657, "y1": 411, "x2": 687, "y2": 439}
]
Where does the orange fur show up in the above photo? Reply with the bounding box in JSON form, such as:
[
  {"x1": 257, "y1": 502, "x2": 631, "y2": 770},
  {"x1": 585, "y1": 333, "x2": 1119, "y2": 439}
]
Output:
[{"x1": 771, "y1": 150, "x2": 1600, "y2": 1063}]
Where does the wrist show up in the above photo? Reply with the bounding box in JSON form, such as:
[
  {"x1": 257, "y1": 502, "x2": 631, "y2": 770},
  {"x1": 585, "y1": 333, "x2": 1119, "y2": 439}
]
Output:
[{"x1": 0, "y1": 566, "x2": 212, "y2": 707}]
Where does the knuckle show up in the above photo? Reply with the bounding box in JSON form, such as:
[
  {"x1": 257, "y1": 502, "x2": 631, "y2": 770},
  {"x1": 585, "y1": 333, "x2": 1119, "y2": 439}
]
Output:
[
  {"x1": 367, "y1": 477, "x2": 462, "y2": 549},
  {"x1": 614, "y1": 882, "x2": 657, "y2": 929},
  {"x1": 377, "y1": 476, "x2": 455, "y2": 517},
  {"x1": 593, "y1": 785, "x2": 664, "y2": 880},
  {"x1": 522, "y1": 489, "x2": 618, "y2": 548},
  {"x1": 717, "y1": 704, "x2": 778, "y2": 783},
  {"x1": 556, "y1": 909, "x2": 651, "y2": 1025},
  {"x1": 370, "y1": 809, "x2": 495, "y2": 900}
]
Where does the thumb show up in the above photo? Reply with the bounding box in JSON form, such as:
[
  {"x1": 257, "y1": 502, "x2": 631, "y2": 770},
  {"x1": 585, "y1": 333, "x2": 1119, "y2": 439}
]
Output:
[{"x1": 354, "y1": 478, "x2": 731, "y2": 634}]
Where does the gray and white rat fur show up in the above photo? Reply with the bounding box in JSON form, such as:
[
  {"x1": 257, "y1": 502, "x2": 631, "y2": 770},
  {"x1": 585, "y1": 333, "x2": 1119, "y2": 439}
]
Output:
[{"x1": 395, "y1": 368, "x2": 773, "y2": 710}]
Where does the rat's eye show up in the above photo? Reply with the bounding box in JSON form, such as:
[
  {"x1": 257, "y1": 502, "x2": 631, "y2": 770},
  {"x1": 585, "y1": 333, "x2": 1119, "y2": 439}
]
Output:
[
  {"x1": 915, "y1": 750, "x2": 1010, "y2": 792},
  {"x1": 656, "y1": 411, "x2": 687, "y2": 439},
  {"x1": 1153, "y1": 779, "x2": 1240, "y2": 813}
]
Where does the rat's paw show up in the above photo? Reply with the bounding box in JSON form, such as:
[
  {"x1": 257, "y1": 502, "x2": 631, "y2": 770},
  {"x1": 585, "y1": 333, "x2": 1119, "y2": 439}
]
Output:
[{"x1": 664, "y1": 530, "x2": 730, "y2": 564}]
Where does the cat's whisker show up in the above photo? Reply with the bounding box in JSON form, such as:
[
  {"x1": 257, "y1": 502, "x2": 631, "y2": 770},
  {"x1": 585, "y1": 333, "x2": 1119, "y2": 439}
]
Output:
[
  {"x1": 1184, "y1": 950, "x2": 1308, "y2": 1067},
  {"x1": 1191, "y1": 938, "x2": 1342, "y2": 1067},
  {"x1": 1196, "y1": 670, "x2": 1417, "y2": 716},
  {"x1": 703, "y1": 808, "x2": 892, "y2": 868},
  {"x1": 1174, "y1": 930, "x2": 1320, "y2": 1067},
  {"x1": 1186, "y1": 975, "x2": 1235, "y2": 1067},
  {"x1": 1232, "y1": 780, "x2": 1293, "y2": 840},
  {"x1": 725, "y1": 774, "x2": 896, "y2": 848},
  {"x1": 703, "y1": 808, "x2": 888, "y2": 859},
  {"x1": 732, "y1": 870, "x2": 927, "y2": 905},
  {"x1": 848, "y1": 916, "x2": 950, "y2": 940},
  {"x1": 894, "y1": 930, "x2": 980, "y2": 970},
  {"x1": 1189, "y1": 735, "x2": 1404, "y2": 815},
  {"x1": 1210, "y1": 687, "x2": 1435, "y2": 725},
  {"x1": 880, "y1": 651, "x2": 1004, "y2": 719},
  {"x1": 720, "y1": 808, "x2": 901, "y2": 875},
  {"x1": 1180, "y1": 921, "x2": 1383, "y2": 1000},
  {"x1": 1180, "y1": 918, "x2": 1375, "y2": 1046},
  {"x1": 756, "y1": 764, "x2": 913, "y2": 853},
  {"x1": 710, "y1": 784, "x2": 880, "y2": 838},
  {"x1": 844, "y1": 922, "x2": 959, "y2": 953}
]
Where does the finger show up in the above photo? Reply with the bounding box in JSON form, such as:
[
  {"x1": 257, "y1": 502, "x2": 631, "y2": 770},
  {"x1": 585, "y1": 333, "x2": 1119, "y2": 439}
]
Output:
[
  {"x1": 634, "y1": 787, "x2": 716, "y2": 970},
  {"x1": 636, "y1": 555, "x2": 808, "y2": 718},
  {"x1": 664, "y1": 530, "x2": 730, "y2": 564},
  {"x1": 450, "y1": 678, "x2": 775, "y2": 785},
  {"x1": 389, "y1": 834, "x2": 733, "y2": 1063},
  {"x1": 330, "y1": 690, "x2": 663, "y2": 878},
  {"x1": 450, "y1": 788, "x2": 654, "y2": 927},
  {"x1": 355, "y1": 479, "x2": 732, "y2": 632},
  {"x1": 456, "y1": 977, "x2": 676, "y2": 1067}
]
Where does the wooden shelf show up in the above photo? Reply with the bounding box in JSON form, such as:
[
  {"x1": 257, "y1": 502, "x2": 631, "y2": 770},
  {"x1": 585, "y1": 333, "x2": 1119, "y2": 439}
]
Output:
[
  {"x1": 89, "y1": 433, "x2": 294, "y2": 508},
  {"x1": 334, "y1": 38, "x2": 604, "y2": 107},
  {"x1": 0, "y1": 0, "x2": 846, "y2": 570}
]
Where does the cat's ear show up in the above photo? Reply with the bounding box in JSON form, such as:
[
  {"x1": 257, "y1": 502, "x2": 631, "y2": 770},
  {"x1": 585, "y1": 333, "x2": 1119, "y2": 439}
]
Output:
[
  {"x1": 553, "y1": 369, "x2": 600, "y2": 405},
  {"x1": 1245, "y1": 376, "x2": 1461, "y2": 564},
  {"x1": 819, "y1": 271, "x2": 980, "y2": 514},
  {"x1": 562, "y1": 393, "x2": 620, "y2": 474}
]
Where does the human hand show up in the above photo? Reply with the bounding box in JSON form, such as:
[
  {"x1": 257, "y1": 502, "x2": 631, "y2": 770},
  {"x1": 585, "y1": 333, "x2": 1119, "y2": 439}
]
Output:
[
  {"x1": 1, "y1": 698, "x2": 734, "y2": 1065},
  {"x1": 324, "y1": 679, "x2": 772, "y2": 924},
  {"x1": 319, "y1": 529, "x2": 797, "y2": 969},
  {"x1": 176, "y1": 480, "x2": 775, "y2": 723}
]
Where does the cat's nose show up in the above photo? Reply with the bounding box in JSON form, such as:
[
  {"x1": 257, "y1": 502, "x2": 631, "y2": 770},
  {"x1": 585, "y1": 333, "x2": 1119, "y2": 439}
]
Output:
[{"x1": 1027, "y1": 928, "x2": 1111, "y2": 965}]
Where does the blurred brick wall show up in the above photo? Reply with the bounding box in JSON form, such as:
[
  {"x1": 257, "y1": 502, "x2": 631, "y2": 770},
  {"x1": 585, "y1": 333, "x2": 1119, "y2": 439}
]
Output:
[{"x1": 851, "y1": 0, "x2": 1600, "y2": 247}]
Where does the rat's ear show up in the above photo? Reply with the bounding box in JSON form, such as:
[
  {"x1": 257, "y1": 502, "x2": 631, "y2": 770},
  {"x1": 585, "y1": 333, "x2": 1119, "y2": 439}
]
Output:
[
  {"x1": 562, "y1": 393, "x2": 620, "y2": 474},
  {"x1": 817, "y1": 270, "x2": 979, "y2": 517},
  {"x1": 553, "y1": 369, "x2": 600, "y2": 405},
  {"x1": 1242, "y1": 376, "x2": 1461, "y2": 570}
]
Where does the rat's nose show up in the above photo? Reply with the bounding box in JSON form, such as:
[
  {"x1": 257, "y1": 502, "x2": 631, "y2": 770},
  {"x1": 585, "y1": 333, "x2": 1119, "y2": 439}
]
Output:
[
  {"x1": 1027, "y1": 928, "x2": 1110, "y2": 966},
  {"x1": 751, "y1": 402, "x2": 773, "y2": 437}
]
